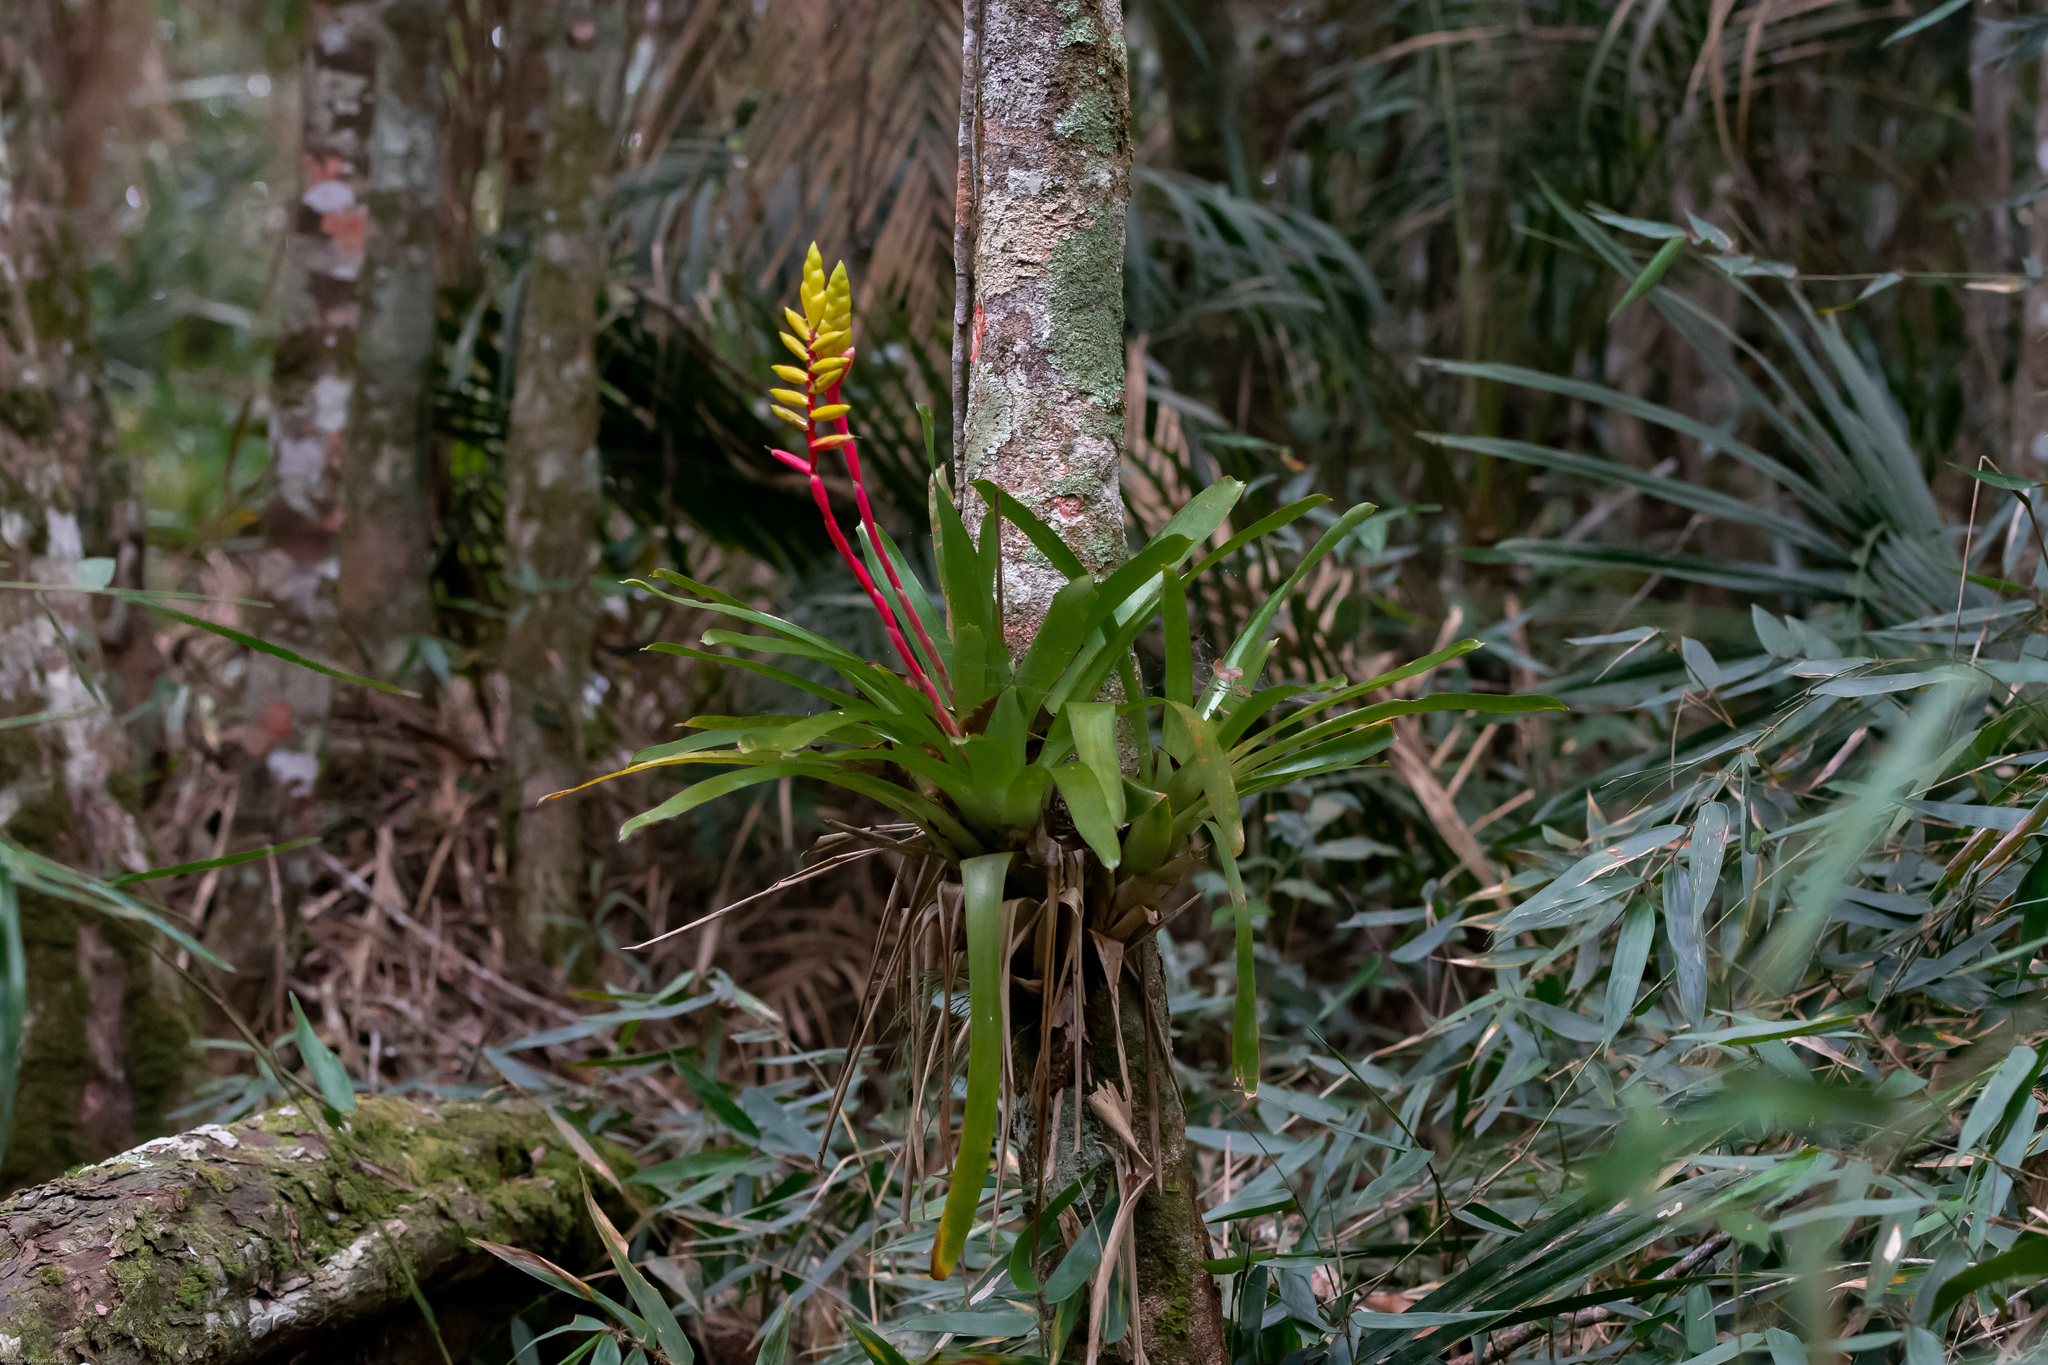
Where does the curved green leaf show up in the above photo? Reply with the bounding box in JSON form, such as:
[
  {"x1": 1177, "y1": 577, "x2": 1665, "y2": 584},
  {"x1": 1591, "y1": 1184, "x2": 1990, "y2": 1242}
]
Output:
[
  {"x1": 930, "y1": 852, "x2": 1014, "y2": 1280},
  {"x1": 1209, "y1": 825, "x2": 1260, "y2": 1095}
]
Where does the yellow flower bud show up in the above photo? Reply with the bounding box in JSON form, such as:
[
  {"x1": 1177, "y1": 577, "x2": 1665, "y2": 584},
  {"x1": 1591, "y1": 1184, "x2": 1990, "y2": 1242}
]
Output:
[
  {"x1": 781, "y1": 307, "x2": 812, "y2": 340},
  {"x1": 810, "y1": 432, "x2": 855, "y2": 449},
  {"x1": 811, "y1": 403, "x2": 851, "y2": 421},
  {"x1": 770, "y1": 388, "x2": 810, "y2": 408},
  {"x1": 779, "y1": 332, "x2": 811, "y2": 362},
  {"x1": 771, "y1": 365, "x2": 810, "y2": 385},
  {"x1": 801, "y1": 243, "x2": 827, "y2": 329},
  {"x1": 771, "y1": 405, "x2": 809, "y2": 429}
]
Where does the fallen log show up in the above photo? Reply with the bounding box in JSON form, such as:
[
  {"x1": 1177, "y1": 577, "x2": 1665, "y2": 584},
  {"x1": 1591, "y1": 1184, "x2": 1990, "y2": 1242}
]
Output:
[{"x1": 0, "y1": 1095, "x2": 603, "y2": 1364}]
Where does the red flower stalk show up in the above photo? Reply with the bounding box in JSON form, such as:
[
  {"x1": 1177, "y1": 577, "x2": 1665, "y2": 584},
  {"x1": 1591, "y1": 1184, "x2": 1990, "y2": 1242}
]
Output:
[{"x1": 768, "y1": 247, "x2": 960, "y2": 738}]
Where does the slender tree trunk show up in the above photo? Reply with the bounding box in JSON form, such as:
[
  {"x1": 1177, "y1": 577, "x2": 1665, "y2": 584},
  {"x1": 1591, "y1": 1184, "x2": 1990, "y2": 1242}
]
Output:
[
  {"x1": 0, "y1": 12, "x2": 191, "y2": 1187},
  {"x1": 961, "y1": 4, "x2": 1225, "y2": 1359},
  {"x1": 1965, "y1": 8, "x2": 2014, "y2": 462},
  {"x1": 963, "y1": 0, "x2": 1135, "y2": 656},
  {"x1": 499, "y1": 0, "x2": 622, "y2": 957},
  {"x1": 338, "y1": 0, "x2": 445, "y2": 680},
  {"x1": 217, "y1": 3, "x2": 386, "y2": 1026},
  {"x1": 2015, "y1": 61, "x2": 2048, "y2": 473}
]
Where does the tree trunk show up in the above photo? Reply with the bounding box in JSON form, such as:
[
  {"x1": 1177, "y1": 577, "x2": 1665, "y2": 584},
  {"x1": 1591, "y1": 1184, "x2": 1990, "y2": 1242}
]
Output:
[
  {"x1": 337, "y1": 0, "x2": 446, "y2": 682},
  {"x1": 498, "y1": 0, "x2": 623, "y2": 957},
  {"x1": 962, "y1": 0, "x2": 1135, "y2": 658},
  {"x1": 960, "y1": 5, "x2": 1226, "y2": 1359},
  {"x1": 0, "y1": 7, "x2": 192, "y2": 1189},
  {"x1": 0, "y1": 1096, "x2": 606, "y2": 1365},
  {"x1": 216, "y1": 3, "x2": 388, "y2": 1027},
  {"x1": 1965, "y1": 7, "x2": 2013, "y2": 463},
  {"x1": 2015, "y1": 60, "x2": 2048, "y2": 474}
]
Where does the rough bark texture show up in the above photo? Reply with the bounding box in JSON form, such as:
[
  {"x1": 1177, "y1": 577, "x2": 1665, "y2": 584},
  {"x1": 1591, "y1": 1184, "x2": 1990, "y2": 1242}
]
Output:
[
  {"x1": 337, "y1": 0, "x2": 445, "y2": 681},
  {"x1": 499, "y1": 0, "x2": 623, "y2": 955},
  {"x1": 0, "y1": 10, "x2": 192, "y2": 1189},
  {"x1": 960, "y1": 4, "x2": 1223, "y2": 1357},
  {"x1": 0, "y1": 1096, "x2": 604, "y2": 1364},
  {"x1": 215, "y1": 4, "x2": 387, "y2": 1024},
  {"x1": 961, "y1": 0, "x2": 1133, "y2": 658}
]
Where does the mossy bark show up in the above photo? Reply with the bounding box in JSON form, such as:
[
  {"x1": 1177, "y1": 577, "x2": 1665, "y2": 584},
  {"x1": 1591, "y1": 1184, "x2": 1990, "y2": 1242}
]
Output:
[
  {"x1": 0, "y1": 1096, "x2": 605, "y2": 1365},
  {"x1": 498, "y1": 0, "x2": 623, "y2": 957},
  {"x1": 960, "y1": 0, "x2": 1133, "y2": 658},
  {"x1": 0, "y1": 8, "x2": 193, "y2": 1189}
]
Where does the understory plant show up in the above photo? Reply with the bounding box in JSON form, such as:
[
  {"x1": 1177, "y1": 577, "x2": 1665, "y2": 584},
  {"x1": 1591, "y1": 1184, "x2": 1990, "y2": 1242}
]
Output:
[{"x1": 527, "y1": 246, "x2": 1562, "y2": 1354}]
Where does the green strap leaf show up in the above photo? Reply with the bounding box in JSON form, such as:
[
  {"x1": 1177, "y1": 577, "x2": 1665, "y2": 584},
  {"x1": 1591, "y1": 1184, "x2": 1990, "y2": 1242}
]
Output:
[
  {"x1": 1185, "y1": 492, "x2": 1320, "y2": 581},
  {"x1": 1009, "y1": 1180, "x2": 1086, "y2": 1293},
  {"x1": 1052, "y1": 763, "x2": 1122, "y2": 869},
  {"x1": 930, "y1": 852, "x2": 1014, "y2": 1280},
  {"x1": 1066, "y1": 701, "x2": 1124, "y2": 827},
  {"x1": 0, "y1": 870, "x2": 21, "y2": 1166},
  {"x1": 1167, "y1": 702, "x2": 1243, "y2": 855},
  {"x1": 971, "y1": 480, "x2": 1085, "y2": 578},
  {"x1": 1208, "y1": 826, "x2": 1260, "y2": 1095},
  {"x1": 620, "y1": 762, "x2": 821, "y2": 841},
  {"x1": 1014, "y1": 578, "x2": 1100, "y2": 717},
  {"x1": 1200, "y1": 502, "x2": 1377, "y2": 717},
  {"x1": 1164, "y1": 565, "x2": 1192, "y2": 707}
]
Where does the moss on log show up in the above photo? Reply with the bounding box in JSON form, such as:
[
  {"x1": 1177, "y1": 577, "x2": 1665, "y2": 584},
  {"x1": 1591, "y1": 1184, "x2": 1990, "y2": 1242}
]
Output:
[{"x1": 0, "y1": 1096, "x2": 600, "y2": 1364}]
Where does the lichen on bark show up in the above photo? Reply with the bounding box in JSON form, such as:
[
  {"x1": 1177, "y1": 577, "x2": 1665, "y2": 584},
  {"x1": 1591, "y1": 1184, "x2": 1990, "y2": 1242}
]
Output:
[
  {"x1": 961, "y1": 0, "x2": 1134, "y2": 657},
  {"x1": 0, "y1": 6, "x2": 193, "y2": 1189}
]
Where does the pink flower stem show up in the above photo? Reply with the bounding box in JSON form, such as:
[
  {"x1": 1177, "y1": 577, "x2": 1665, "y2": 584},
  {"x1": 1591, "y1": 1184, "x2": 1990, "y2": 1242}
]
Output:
[
  {"x1": 779, "y1": 429, "x2": 961, "y2": 737},
  {"x1": 823, "y1": 365, "x2": 952, "y2": 703}
]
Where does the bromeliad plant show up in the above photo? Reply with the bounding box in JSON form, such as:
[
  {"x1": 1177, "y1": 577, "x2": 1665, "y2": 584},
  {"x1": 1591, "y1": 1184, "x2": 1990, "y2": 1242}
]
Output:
[{"x1": 572, "y1": 245, "x2": 1564, "y2": 1287}]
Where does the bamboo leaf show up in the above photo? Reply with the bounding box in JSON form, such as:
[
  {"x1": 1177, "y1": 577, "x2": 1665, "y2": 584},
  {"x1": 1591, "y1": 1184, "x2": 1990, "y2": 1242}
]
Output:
[
  {"x1": 848, "y1": 1321, "x2": 912, "y2": 1365},
  {"x1": 585, "y1": 1186, "x2": 695, "y2": 1364},
  {"x1": 929, "y1": 852, "x2": 1014, "y2": 1280},
  {"x1": 143, "y1": 601, "x2": 417, "y2": 697},
  {"x1": 1610, "y1": 237, "x2": 1685, "y2": 317},
  {"x1": 289, "y1": 993, "x2": 356, "y2": 1114},
  {"x1": 108, "y1": 838, "x2": 321, "y2": 886},
  {"x1": 1604, "y1": 901, "x2": 1656, "y2": 1041},
  {"x1": 674, "y1": 1055, "x2": 762, "y2": 1139}
]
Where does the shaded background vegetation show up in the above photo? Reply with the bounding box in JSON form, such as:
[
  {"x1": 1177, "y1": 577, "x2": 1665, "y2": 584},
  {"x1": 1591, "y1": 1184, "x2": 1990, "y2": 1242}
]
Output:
[{"x1": 9, "y1": 0, "x2": 2048, "y2": 1360}]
